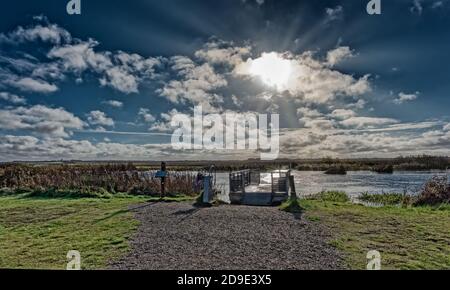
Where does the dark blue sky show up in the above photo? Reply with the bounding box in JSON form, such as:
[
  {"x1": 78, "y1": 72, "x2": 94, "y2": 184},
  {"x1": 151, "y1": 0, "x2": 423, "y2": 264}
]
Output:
[{"x1": 0, "y1": 0, "x2": 449, "y2": 160}]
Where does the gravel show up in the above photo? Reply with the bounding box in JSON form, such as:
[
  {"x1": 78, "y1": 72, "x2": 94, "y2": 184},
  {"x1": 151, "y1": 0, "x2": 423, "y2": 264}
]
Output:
[{"x1": 110, "y1": 202, "x2": 344, "y2": 270}]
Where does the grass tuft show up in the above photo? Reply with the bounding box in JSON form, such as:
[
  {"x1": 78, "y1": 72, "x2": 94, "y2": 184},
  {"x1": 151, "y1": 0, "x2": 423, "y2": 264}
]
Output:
[
  {"x1": 280, "y1": 198, "x2": 304, "y2": 213},
  {"x1": 359, "y1": 192, "x2": 406, "y2": 206},
  {"x1": 312, "y1": 191, "x2": 350, "y2": 203}
]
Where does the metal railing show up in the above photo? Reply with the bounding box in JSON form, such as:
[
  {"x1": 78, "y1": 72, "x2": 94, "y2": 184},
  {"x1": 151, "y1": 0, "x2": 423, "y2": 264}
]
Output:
[{"x1": 229, "y1": 169, "x2": 290, "y2": 194}]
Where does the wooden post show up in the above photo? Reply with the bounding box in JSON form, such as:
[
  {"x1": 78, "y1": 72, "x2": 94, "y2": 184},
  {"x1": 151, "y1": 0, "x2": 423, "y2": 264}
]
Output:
[
  {"x1": 289, "y1": 174, "x2": 297, "y2": 200},
  {"x1": 160, "y1": 162, "x2": 166, "y2": 199}
]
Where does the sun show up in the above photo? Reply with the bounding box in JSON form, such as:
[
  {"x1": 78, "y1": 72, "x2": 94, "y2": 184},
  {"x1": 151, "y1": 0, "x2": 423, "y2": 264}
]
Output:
[{"x1": 249, "y1": 52, "x2": 292, "y2": 89}]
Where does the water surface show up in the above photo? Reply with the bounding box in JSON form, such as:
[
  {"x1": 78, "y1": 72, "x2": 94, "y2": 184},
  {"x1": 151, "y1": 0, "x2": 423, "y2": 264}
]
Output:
[{"x1": 215, "y1": 170, "x2": 449, "y2": 199}]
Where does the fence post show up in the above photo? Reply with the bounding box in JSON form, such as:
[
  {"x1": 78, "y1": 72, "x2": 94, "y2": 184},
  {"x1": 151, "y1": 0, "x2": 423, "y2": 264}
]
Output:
[{"x1": 160, "y1": 162, "x2": 166, "y2": 198}]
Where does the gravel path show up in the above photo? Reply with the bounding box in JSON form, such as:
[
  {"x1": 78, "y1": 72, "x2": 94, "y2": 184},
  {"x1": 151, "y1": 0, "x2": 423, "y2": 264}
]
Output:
[{"x1": 110, "y1": 202, "x2": 344, "y2": 270}]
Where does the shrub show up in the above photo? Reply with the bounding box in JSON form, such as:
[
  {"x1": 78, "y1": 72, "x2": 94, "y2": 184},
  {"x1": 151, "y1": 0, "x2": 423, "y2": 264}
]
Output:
[
  {"x1": 0, "y1": 164, "x2": 199, "y2": 197},
  {"x1": 414, "y1": 176, "x2": 450, "y2": 206},
  {"x1": 324, "y1": 166, "x2": 347, "y2": 175},
  {"x1": 372, "y1": 164, "x2": 394, "y2": 174}
]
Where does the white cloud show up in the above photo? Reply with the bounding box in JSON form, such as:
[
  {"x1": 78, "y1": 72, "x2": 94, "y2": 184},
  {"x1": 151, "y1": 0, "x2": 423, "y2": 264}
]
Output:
[
  {"x1": 330, "y1": 109, "x2": 357, "y2": 120},
  {"x1": 394, "y1": 92, "x2": 419, "y2": 104},
  {"x1": 158, "y1": 58, "x2": 227, "y2": 112},
  {"x1": 100, "y1": 67, "x2": 139, "y2": 94},
  {"x1": 0, "y1": 105, "x2": 85, "y2": 138},
  {"x1": 87, "y1": 110, "x2": 115, "y2": 127},
  {"x1": 195, "y1": 39, "x2": 251, "y2": 68},
  {"x1": 340, "y1": 116, "x2": 399, "y2": 129},
  {"x1": 48, "y1": 39, "x2": 112, "y2": 73},
  {"x1": 0, "y1": 23, "x2": 71, "y2": 44},
  {"x1": 236, "y1": 50, "x2": 371, "y2": 103},
  {"x1": 326, "y1": 46, "x2": 354, "y2": 66},
  {"x1": 103, "y1": 100, "x2": 123, "y2": 108},
  {"x1": 48, "y1": 40, "x2": 161, "y2": 94},
  {"x1": 138, "y1": 108, "x2": 156, "y2": 123},
  {"x1": 7, "y1": 77, "x2": 58, "y2": 93},
  {"x1": 432, "y1": 1, "x2": 444, "y2": 9},
  {"x1": 411, "y1": 0, "x2": 424, "y2": 14},
  {"x1": 325, "y1": 6, "x2": 344, "y2": 23},
  {"x1": 0, "y1": 92, "x2": 26, "y2": 104}
]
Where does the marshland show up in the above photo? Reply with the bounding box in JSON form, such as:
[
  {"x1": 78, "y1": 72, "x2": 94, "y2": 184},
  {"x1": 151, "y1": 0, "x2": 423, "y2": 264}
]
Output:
[{"x1": 0, "y1": 156, "x2": 449, "y2": 270}]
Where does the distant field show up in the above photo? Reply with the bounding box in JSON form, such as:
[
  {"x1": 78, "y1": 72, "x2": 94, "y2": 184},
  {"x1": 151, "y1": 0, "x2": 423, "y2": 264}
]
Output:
[{"x1": 3, "y1": 155, "x2": 449, "y2": 171}]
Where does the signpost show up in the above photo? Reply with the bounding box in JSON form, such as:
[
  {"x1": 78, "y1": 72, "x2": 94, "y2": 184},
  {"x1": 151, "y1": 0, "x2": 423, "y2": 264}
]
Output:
[{"x1": 155, "y1": 162, "x2": 167, "y2": 199}]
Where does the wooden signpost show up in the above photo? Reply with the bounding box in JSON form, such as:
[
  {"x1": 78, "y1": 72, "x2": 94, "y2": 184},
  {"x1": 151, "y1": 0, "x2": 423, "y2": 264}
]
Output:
[{"x1": 155, "y1": 162, "x2": 167, "y2": 199}]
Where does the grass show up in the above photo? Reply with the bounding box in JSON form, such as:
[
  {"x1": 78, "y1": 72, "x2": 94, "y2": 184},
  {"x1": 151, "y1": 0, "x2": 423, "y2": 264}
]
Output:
[
  {"x1": 0, "y1": 195, "x2": 147, "y2": 269},
  {"x1": 311, "y1": 191, "x2": 350, "y2": 203},
  {"x1": 359, "y1": 192, "x2": 406, "y2": 206},
  {"x1": 280, "y1": 198, "x2": 303, "y2": 213},
  {"x1": 301, "y1": 199, "x2": 450, "y2": 269}
]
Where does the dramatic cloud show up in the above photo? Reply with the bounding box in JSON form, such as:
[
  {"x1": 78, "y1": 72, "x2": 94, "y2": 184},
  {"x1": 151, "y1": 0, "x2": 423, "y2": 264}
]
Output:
[
  {"x1": 326, "y1": 46, "x2": 354, "y2": 66},
  {"x1": 158, "y1": 56, "x2": 227, "y2": 112},
  {"x1": 0, "y1": 16, "x2": 448, "y2": 160},
  {"x1": 195, "y1": 39, "x2": 251, "y2": 68},
  {"x1": 236, "y1": 49, "x2": 371, "y2": 103}
]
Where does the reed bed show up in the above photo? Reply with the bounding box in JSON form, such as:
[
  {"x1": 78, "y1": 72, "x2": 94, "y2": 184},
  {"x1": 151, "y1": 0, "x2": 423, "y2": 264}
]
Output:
[{"x1": 0, "y1": 164, "x2": 198, "y2": 197}]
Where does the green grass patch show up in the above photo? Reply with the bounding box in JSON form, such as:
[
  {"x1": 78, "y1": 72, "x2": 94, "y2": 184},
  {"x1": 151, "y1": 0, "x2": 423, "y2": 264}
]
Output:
[
  {"x1": 0, "y1": 195, "x2": 147, "y2": 269},
  {"x1": 359, "y1": 192, "x2": 406, "y2": 206},
  {"x1": 312, "y1": 191, "x2": 350, "y2": 203},
  {"x1": 302, "y1": 200, "x2": 450, "y2": 270},
  {"x1": 280, "y1": 198, "x2": 303, "y2": 213}
]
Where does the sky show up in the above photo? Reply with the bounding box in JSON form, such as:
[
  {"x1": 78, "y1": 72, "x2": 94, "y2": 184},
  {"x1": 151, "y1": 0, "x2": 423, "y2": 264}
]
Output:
[{"x1": 0, "y1": 0, "x2": 449, "y2": 161}]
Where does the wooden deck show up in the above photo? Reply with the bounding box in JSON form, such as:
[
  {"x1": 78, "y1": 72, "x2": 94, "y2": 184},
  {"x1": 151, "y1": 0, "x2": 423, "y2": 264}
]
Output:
[{"x1": 228, "y1": 170, "x2": 291, "y2": 206}]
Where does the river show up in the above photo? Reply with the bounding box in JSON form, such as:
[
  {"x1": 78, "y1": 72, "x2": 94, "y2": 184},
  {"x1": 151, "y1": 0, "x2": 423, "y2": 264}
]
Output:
[{"x1": 215, "y1": 170, "x2": 449, "y2": 199}]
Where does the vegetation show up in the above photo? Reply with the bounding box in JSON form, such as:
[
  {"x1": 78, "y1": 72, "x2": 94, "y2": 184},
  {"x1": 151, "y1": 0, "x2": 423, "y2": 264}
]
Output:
[
  {"x1": 0, "y1": 164, "x2": 198, "y2": 197},
  {"x1": 414, "y1": 176, "x2": 450, "y2": 206},
  {"x1": 280, "y1": 197, "x2": 303, "y2": 214},
  {"x1": 359, "y1": 192, "x2": 407, "y2": 206},
  {"x1": 302, "y1": 200, "x2": 450, "y2": 269},
  {"x1": 0, "y1": 195, "x2": 146, "y2": 269},
  {"x1": 5, "y1": 155, "x2": 448, "y2": 172},
  {"x1": 324, "y1": 166, "x2": 347, "y2": 175},
  {"x1": 372, "y1": 164, "x2": 394, "y2": 174},
  {"x1": 310, "y1": 191, "x2": 350, "y2": 203}
]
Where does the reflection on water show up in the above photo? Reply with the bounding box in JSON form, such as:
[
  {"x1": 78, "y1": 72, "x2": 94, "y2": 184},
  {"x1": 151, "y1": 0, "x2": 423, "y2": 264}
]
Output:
[{"x1": 215, "y1": 170, "x2": 449, "y2": 199}]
